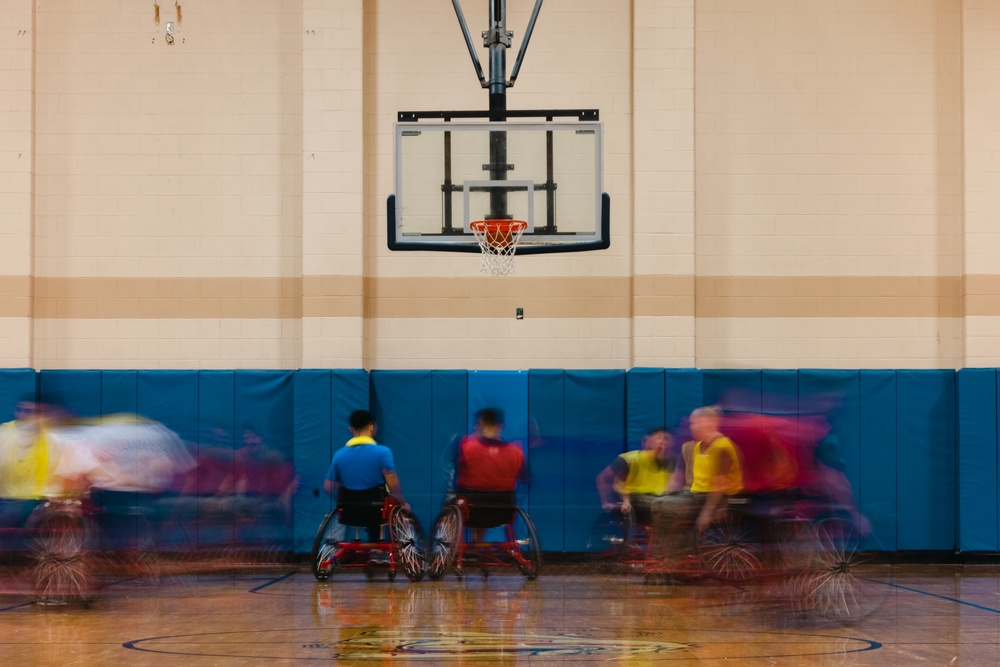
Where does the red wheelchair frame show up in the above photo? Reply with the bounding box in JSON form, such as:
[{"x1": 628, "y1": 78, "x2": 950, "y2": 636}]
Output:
[
  {"x1": 640, "y1": 494, "x2": 890, "y2": 622},
  {"x1": 310, "y1": 496, "x2": 426, "y2": 582},
  {"x1": 0, "y1": 498, "x2": 100, "y2": 605},
  {"x1": 426, "y1": 496, "x2": 541, "y2": 580}
]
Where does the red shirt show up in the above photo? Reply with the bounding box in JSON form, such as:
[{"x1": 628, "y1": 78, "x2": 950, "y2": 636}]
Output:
[{"x1": 456, "y1": 435, "x2": 525, "y2": 492}]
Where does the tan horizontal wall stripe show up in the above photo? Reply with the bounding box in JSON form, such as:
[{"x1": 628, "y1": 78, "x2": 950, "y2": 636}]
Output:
[
  {"x1": 32, "y1": 277, "x2": 303, "y2": 319},
  {"x1": 0, "y1": 274, "x2": 987, "y2": 319},
  {"x1": 364, "y1": 277, "x2": 633, "y2": 319},
  {"x1": 634, "y1": 276, "x2": 696, "y2": 317},
  {"x1": 696, "y1": 276, "x2": 963, "y2": 318},
  {"x1": 964, "y1": 275, "x2": 1000, "y2": 316},
  {"x1": 0, "y1": 276, "x2": 33, "y2": 318},
  {"x1": 303, "y1": 276, "x2": 364, "y2": 318}
]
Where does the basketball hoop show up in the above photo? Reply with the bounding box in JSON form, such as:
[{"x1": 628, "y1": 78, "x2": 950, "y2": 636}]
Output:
[{"x1": 470, "y1": 220, "x2": 527, "y2": 276}]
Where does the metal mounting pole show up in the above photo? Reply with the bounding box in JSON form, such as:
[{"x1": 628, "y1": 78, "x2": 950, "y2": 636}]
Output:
[
  {"x1": 485, "y1": 0, "x2": 511, "y2": 218},
  {"x1": 448, "y1": 0, "x2": 547, "y2": 221}
]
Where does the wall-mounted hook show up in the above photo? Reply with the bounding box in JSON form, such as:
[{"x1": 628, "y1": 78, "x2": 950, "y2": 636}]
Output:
[{"x1": 165, "y1": 21, "x2": 174, "y2": 45}]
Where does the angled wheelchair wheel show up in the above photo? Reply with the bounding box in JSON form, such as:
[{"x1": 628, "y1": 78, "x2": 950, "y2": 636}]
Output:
[
  {"x1": 311, "y1": 509, "x2": 346, "y2": 581},
  {"x1": 586, "y1": 508, "x2": 635, "y2": 563},
  {"x1": 511, "y1": 507, "x2": 541, "y2": 580},
  {"x1": 427, "y1": 505, "x2": 462, "y2": 580},
  {"x1": 30, "y1": 502, "x2": 99, "y2": 605},
  {"x1": 803, "y1": 517, "x2": 890, "y2": 622},
  {"x1": 389, "y1": 506, "x2": 427, "y2": 582},
  {"x1": 696, "y1": 509, "x2": 765, "y2": 583}
]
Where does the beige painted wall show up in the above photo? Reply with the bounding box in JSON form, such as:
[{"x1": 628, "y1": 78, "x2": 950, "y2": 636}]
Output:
[{"x1": 0, "y1": 0, "x2": 996, "y2": 370}]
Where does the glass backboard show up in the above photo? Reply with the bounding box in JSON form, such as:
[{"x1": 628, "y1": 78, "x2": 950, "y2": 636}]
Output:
[{"x1": 388, "y1": 120, "x2": 610, "y2": 254}]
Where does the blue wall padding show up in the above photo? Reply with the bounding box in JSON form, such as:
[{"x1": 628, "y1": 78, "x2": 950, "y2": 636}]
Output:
[
  {"x1": 0, "y1": 369, "x2": 37, "y2": 422},
  {"x1": 896, "y1": 370, "x2": 957, "y2": 550},
  {"x1": 196, "y1": 370, "x2": 236, "y2": 545},
  {"x1": 234, "y1": 371, "x2": 294, "y2": 454},
  {"x1": 431, "y1": 371, "x2": 467, "y2": 515},
  {"x1": 468, "y1": 370, "x2": 529, "y2": 452},
  {"x1": 298, "y1": 369, "x2": 372, "y2": 545},
  {"x1": 100, "y1": 370, "x2": 137, "y2": 417},
  {"x1": 330, "y1": 369, "x2": 371, "y2": 448},
  {"x1": 234, "y1": 371, "x2": 295, "y2": 543},
  {"x1": 664, "y1": 369, "x2": 703, "y2": 439},
  {"x1": 467, "y1": 371, "x2": 530, "y2": 537},
  {"x1": 704, "y1": 369, "x2": 762, "y2": 412},
  {"x1": 132, "y1": 371, "x2": 200, "y2": 548},
  {"x1": 8, "y1": 367, "x2": 1000, "y2": 554},
  {"x1": 39, "y1": 370, "x2": 102, "y2": 418},
  {"x1": 137, "y1": 371, "x2": 200, "y2": 443},
  {"x1": 957, "y1": 369, "x2": 998, "y2": 551},
  {"x1": 293, "y1": 370, "x2": 334, "y2": 551},
  {"x1": 370, "y1": 371, "x2": 435, "y2": 526},
  {"x1": 798, "y1": 370, "x2": 862, "y2": 497},
  {"x1": 528, "y1": 370, "x2": 566, "y2": 551},
  {"x1": 626, "y1": 369, "x2": 665, "y2": 451},
  {"x1": 563, "y1": 370, "x2": 626, "y2": 551},
  {"x1": 198, "y1": 370, "x2": 235, "y2": 447},
  {"x1": 762, "y1": 370, "x2": 798, "y2": 415},
  {"x1": 95, "y1": 371, "x2": 138, "y2": 552},
  {"x1": 859, "y1": 371, "x2": 898, "y2": 551}
]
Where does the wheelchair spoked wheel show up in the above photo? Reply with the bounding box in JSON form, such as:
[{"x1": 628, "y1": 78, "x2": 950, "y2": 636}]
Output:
[
  {"x1": 510, "y1": 507, "x2": 541, "y2": 580},
  {"x1": 586, "y1": 507, "x2": 637, "y2": 569},
  {"x1": 696, "y1": 509, "x2": 765, "y2": 583},
  {"x1": 30, "y1": 502, "x2": 99, "y2": 606},
  {"x1": 802, "y1": 517, "x2": 890, "y2": 622},
  {"x1": 311, "y1": 509, "x2": 346, "y2": 581},
  {"x1": 388, "y1": 506, "x2": 427, "y2": 582},
  {"x1": 114, "y1": 512, "x2": 162, "y2": 582},
  {"x1": 427, "y1": 505, "x2": 462, "y2": 580}
]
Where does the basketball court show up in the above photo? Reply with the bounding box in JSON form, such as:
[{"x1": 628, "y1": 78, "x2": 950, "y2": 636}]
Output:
[{"x1": 1, "y1": 564, "x2": 998, "y2": 665}]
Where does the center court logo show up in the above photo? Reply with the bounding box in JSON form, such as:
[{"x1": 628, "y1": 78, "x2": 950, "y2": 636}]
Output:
[
  {"x1": 124, "y1": 628, "x2": 688, "y2": 660},
  {"x1": 302, "y1": 629, "x2": 689, "y2": 659}
]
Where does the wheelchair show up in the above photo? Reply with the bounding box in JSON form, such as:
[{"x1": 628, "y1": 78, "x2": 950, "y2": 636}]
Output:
[
  {"x1": 426, "y1": 493, "x2": 541, "y2": 580},
  {"x1": 645, "y1": 493, "x2": 889, "y2": 620},
  {"x1": 586, "y1": 505, "x2": 651, "y2": 570},
  {"x1": 310, "y1": 492, "x2": 426, "y2": 582},
  {"x1": 0, "y1": 498, "x2": 101, "y2": 605}
]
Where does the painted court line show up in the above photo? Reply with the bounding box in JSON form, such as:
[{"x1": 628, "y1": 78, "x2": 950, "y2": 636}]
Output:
[
  {"x1": 248, "y1": 571, "x2": 297, "y2": 593},
  {"x1": 885, "y1": 581, "x2": 1000, "y2": 614}
]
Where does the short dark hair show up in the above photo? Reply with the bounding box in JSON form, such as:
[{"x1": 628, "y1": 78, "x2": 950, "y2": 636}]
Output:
[
  {"x1": 349, "y1": 409, "x2": 374, "y2": 431},
  {"x1": 645, "y1": 426, "x2": 669, "y2": 439},
  {"x1": 476, "y1": 408, "x2": 504, "y2": 427}
]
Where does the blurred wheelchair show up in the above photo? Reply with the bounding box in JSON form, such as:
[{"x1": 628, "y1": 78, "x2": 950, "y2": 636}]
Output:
[
  {"x1": 0, "y1": 498, "x2": 100, "y2": 605},
  {"x1": 645, "y1": 494, "x2": 889, "y2": 622},
  {"x1": 586, "y1": 504, "x2": 651, "y2": 571},
  {"x1": 310, "y1": 491, "x2": 426, "y2": 582},
  {"x1": 426, "y1": 494, "x2": 541, "y2": 580}
]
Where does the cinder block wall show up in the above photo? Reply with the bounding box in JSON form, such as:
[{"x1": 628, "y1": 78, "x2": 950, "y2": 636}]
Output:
[{"x1": 1, "y1": 1, "x2": 997, "y2": 370}]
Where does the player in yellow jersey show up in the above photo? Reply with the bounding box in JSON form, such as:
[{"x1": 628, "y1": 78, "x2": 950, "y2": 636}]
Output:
[
  {"x1": 649, "y1": 405, "x2": 744, "y2": 564},
  {"x1": 596, "y1": 427, "x2": 675, "y2": 526}
]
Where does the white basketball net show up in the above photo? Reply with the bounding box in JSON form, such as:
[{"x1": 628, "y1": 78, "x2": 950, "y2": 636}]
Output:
[{"x1": 470, "y1": 221, "x2": 526, "y2": 276}]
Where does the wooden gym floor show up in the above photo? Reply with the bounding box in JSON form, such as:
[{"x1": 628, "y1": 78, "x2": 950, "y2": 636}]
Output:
[{"x1": 1, "y1": 564, "x2": 998, "y2": 666}]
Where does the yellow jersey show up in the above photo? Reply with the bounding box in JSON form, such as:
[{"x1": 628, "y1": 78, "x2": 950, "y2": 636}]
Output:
[
  {"x1": 613, "y1": 449, "x2": 669, "y2": 496},
  {"x1": 690, "y1": 436, "x2": 742, "y2": 495}
]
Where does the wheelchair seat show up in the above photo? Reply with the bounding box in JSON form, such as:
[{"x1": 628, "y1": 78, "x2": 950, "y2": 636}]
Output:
[
  {"x1": 310, "y1": 493, "x2": 426, "y2": 583},
  {"x1": 427, "y1": 494, "x2": 540, "y2": 581},
  {"x1": 335, "y1": 486, "x2": 388, "y2": 529},
  {"x1": 455, "y1": 489, "x2": 516, "y2": 529}
]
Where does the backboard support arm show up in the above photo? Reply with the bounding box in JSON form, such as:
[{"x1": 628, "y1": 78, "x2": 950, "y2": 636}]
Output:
[
  {"x1": 509, "y1": 0, "x2": 544, "y2": 86},
  {"x1": 451, "y1": 0, "x2": 488, "y2": 89}
]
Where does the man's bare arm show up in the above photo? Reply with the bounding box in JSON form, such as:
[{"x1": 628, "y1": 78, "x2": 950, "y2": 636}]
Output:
[
  {"x1": 696, "y1": 449, "x2": 733, "y2": 531},
  {"x1": 383, "y1": 469, "x2": 410, "y2": 511}
]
